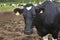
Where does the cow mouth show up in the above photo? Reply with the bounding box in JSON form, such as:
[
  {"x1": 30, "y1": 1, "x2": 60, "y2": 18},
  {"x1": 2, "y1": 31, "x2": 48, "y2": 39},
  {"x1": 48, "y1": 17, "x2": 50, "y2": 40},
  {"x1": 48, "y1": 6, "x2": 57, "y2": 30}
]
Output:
[
  {"x1": 24, "y1": 21, "x2": 33, "y2": 35},
  {"x1": 24, "y1": 28, "x2": 33, "y2": 35},
  {"x1": 24, "y1": 17, "x2": 34, "y2": 35}
]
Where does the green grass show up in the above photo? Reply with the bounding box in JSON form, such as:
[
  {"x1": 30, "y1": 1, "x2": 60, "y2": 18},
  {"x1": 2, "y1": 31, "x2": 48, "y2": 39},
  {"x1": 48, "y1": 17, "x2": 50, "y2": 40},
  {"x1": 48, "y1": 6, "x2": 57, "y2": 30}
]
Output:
[
  {"x1": 0, "y1": 6, "x2": 15, "y2": 12},
  {"x1": 0, "y1": 0, "x2": 60, "y2": 12}
]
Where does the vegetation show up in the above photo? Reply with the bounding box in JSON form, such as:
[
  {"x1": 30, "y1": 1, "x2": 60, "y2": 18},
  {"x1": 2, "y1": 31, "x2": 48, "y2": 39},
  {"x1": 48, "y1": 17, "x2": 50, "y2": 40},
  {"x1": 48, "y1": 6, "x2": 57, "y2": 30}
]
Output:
[
  {"x1": 0, "y1": 0, "x2": 60, "y2": 3},
  {"x1": 0, "y1": 6, "x2": 15, "y2": 11},
  {"x1": 0, "y1": 0, "x2": 60, "y2": 11},
  {"x1": 0, "y1": 0, "x2": 44, "y2": 3}
]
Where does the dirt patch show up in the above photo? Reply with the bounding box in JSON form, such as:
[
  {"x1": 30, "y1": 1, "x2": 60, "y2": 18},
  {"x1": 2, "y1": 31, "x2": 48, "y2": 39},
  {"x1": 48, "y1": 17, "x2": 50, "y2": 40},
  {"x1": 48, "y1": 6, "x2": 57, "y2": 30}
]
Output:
[{"x1": 0, "y1": 11, "x2": 40, "y2": 40}]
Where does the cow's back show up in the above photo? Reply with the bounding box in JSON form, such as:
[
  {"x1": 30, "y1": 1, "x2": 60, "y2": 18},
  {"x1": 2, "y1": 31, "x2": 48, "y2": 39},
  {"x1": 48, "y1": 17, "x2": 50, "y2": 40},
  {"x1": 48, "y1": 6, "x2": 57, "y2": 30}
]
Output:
[{"x1": 42, "y1": 2, "x2": 59, "y2": 25}]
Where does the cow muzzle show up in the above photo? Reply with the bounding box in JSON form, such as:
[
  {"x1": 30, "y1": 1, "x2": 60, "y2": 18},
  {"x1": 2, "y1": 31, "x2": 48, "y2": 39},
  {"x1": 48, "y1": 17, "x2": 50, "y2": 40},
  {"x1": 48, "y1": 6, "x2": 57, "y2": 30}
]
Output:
[{"x1": 24, "y1": 30, "x2": 33, "y2": 35}]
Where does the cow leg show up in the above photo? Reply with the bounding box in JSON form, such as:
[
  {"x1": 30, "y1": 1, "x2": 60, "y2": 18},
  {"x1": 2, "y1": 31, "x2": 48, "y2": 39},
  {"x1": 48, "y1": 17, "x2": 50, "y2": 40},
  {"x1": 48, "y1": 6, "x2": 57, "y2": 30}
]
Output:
[
  {"x1": 52, "y1": 31, "x2": 58, "y2": 40},
  {"x1": 42, "y1": 34, "x2": 49, "y2": 40},
  {"x1": 52, "y1": 38, "x2": 57, "y2": 40}
]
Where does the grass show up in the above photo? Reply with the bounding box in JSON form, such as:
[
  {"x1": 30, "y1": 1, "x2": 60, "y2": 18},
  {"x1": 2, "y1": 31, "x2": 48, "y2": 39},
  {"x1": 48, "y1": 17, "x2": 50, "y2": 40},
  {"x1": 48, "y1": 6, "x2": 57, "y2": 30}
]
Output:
[
  {"x1": 0, "y1": 6, "x2": 15, "y2": 12},
  {"x1": 0, "y1": 2, "x2": 24, "y2": 12},
  {"x1": 0, "y1": 1, "x2": 60, "y2": 12}
]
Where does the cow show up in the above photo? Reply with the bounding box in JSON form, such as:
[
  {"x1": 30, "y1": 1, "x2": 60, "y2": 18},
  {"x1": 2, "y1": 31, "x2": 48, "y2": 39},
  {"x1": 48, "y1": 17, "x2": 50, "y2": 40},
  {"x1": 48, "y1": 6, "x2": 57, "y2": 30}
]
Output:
[
  {"x1": 14, "y1": 4, "x2": 36, "y2": 34},
  {"x1": 13, "y1": 1, "x2": 60, "y2": 40},
  {"x1": 35, "y1": 1, "x2": 60, "y2": 40}
]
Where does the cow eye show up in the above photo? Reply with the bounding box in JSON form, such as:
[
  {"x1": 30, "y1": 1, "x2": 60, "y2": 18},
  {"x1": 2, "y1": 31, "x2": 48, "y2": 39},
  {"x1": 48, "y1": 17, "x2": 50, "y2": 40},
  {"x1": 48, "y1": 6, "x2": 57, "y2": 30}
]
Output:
[{"x1": 40, "y1": 10, "x2": 44, "y2": 14}]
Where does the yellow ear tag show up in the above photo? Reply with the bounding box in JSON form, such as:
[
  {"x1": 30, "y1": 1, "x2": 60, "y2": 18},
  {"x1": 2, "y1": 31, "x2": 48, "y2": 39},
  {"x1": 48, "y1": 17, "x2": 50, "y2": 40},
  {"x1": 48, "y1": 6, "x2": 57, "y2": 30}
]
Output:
[
  {"x1": 40, "y1": 10, "x2": 44, "y2": 14},
  {"x1": 16, "y1": 12, "x2": 20, "y2": 16}
]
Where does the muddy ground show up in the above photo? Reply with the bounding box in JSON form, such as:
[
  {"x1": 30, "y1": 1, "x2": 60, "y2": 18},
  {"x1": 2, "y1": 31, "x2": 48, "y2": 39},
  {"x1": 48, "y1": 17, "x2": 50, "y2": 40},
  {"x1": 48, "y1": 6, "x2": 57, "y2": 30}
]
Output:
[{"x1": 0, "y1": 11, "x2": 60, "y2": 40}]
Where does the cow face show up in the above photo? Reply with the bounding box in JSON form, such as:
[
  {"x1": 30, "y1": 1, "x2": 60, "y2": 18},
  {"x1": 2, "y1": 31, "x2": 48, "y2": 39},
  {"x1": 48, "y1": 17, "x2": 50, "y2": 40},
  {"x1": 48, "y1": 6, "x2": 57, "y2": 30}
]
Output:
[{"x1": 14, "y1": 4, "x2": 36, "y2": 35}]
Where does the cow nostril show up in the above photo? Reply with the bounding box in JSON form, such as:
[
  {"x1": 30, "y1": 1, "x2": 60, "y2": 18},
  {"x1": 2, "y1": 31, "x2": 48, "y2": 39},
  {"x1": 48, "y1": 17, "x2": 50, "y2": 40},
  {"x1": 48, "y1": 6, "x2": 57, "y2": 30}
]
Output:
[{"x1": 24, "y1": 31, "x2": 33, "y2": 35}]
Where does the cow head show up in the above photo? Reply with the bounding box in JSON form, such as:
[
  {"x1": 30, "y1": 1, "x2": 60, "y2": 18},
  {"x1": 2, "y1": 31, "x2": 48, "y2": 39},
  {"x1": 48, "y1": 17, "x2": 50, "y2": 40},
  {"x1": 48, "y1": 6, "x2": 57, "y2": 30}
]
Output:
[{"x1": 13, "y1": 4, "x2": 36, "y2": 35}]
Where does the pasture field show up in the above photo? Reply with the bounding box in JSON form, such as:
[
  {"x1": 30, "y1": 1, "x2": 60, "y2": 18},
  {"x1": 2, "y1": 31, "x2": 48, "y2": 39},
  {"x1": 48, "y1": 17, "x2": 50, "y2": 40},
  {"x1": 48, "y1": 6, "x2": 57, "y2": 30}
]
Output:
[
  {"x1": 0, "y1": 6, "x2": 15, "y2": 11},
  {"x1": 0, "y1": 2, "x2": 19, "y2": 12}
]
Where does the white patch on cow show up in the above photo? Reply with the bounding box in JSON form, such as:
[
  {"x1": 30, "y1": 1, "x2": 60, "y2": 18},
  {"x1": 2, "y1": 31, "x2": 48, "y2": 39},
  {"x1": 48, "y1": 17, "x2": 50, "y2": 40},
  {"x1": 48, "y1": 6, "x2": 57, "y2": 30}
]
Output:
[
  {"x1": 52, "y1": 38, "x2": 57, "y2": 40},
  {"x1": 16, "y1": 12, "x2": 20, "y2": 16},
  {"x1": 26, "y1": 6, "x2": 32, "y2": 10},
  {"x1": 43, "y1": 35, "x2": 48, "y2": 40}
]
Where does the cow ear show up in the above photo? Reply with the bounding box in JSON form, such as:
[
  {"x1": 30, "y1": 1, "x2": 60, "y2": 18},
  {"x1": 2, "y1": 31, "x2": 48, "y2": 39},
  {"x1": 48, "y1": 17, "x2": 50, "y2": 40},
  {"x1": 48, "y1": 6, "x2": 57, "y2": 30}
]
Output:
[
  {"x1": 35, "y1": 8, "x2": 44, "y2": 14},
  {"x1": 35, "y1": 6, "x2": 44, "y2": 14},
  {"x1": 13, "y1": 8, "x2": 23, "y2": 16}
]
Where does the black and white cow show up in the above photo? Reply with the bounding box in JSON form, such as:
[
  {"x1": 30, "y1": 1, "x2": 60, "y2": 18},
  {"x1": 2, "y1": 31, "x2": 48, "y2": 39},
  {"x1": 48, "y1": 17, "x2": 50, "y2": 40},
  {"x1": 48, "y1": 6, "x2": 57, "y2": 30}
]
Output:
[
  {"x1": 35, "y1": 1, "x2": 60, "y2": 40},
  {"x1": 13, "y1": 1, "x2": 60, "y2": 40},
  {"x1": 14, "y1": 4, "x2": 36, "y2": 34}
]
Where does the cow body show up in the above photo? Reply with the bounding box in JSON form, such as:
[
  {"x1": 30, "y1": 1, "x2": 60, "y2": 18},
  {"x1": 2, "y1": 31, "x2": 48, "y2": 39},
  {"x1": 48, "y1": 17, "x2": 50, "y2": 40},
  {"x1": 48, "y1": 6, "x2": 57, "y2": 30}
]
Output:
[
  {"x1": 35, "y1": 1, "x2": 60, "y2": 40},
  {"x1": 13, "y1": 1, "x2": 60, "y2": 40}
]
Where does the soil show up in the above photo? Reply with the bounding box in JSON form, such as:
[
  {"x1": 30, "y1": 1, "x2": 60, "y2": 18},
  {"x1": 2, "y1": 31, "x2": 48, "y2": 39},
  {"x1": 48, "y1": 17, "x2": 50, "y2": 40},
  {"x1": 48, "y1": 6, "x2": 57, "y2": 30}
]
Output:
[{"x1": 0, "y1": 11, "x2": 60, "y2": 40}]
